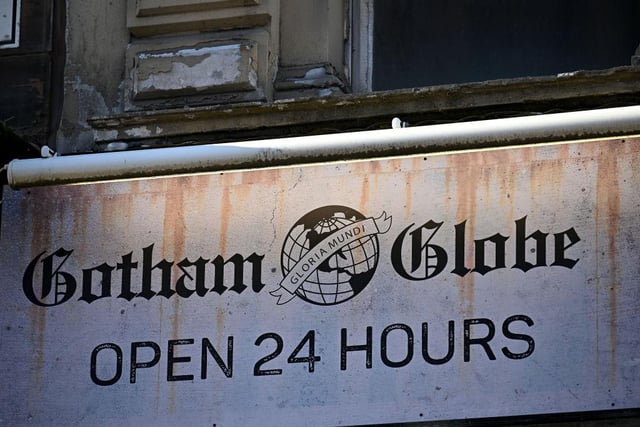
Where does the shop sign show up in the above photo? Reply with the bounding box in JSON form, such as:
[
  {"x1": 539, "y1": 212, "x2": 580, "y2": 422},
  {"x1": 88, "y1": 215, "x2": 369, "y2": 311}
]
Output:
[
  {"x1": 0, "y1": 0, "x2": 19, "y2": 48},
  {"x1": 0, "y1": 136, "x2": 639, "y2": 425}
]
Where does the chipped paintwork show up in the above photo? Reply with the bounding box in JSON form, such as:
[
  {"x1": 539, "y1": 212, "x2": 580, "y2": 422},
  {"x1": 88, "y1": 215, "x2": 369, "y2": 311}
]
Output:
[
  {"x1": 133, "y1": 42, "x2": 258, "y2": 100},
  {"x1": 0, "y1": 137, "x2": 639, "y2": 426},
  {"x1": 124, "y1": 126, "x2": 152, "y2": 138}
]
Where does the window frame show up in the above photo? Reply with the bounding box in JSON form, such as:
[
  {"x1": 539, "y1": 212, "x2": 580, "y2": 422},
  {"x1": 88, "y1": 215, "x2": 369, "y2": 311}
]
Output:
[{"x1": 350, "y1": 0, "x2": 640, "y2": 94}]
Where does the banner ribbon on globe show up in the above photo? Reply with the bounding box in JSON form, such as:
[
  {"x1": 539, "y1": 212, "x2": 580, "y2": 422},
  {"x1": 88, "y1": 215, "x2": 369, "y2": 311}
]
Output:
[{"x1": 271, "y1": 211, "x2": 392, "y2": 305}]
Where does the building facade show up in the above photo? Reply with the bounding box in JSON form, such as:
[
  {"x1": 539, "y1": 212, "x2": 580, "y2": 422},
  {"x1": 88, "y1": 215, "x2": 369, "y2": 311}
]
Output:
[{"x1": 1, "y1": 1, "x2": 639, "y2": 426}]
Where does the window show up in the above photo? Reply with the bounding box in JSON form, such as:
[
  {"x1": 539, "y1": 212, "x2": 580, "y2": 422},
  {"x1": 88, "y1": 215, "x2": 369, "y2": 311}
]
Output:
[{"x1": 353, "y1": 0, "x2": 640, "y2": 92}]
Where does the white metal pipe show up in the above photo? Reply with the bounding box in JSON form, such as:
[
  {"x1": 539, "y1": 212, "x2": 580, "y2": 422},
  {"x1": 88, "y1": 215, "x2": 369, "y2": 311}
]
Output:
[{"x1": 7, "y1": 105, "x2": 640, "y2": 188}]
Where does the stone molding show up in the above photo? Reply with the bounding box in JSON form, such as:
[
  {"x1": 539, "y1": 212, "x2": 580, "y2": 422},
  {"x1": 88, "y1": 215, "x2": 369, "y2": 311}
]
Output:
[
  {"x1": 90, "y1": 67, "x2": 640, "y2": 150},
  {"x1": 127, "y1": 0, "x2": 268, "y2": 37}
]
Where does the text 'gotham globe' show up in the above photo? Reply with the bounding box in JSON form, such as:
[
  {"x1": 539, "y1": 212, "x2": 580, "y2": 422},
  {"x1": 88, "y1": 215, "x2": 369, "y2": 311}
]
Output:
[{"x1": 281, "y1": 206, "x2": 379, "y2": 305}]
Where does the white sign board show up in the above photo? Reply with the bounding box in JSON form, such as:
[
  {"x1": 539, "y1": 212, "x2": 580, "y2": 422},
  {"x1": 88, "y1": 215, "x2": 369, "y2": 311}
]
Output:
[
  {"x1": 1, "y1": 136, "x2": 639, "y2": 426},
  {"x1": 0, "y1": 0, "x2": 19, "y2": 48}
]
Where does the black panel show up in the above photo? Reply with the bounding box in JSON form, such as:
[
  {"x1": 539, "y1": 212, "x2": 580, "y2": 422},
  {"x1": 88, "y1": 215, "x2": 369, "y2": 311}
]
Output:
[
  {"x1": 373, "y1": 0, "x2": 640, "y2": 90},
  {"x1": 0, "y1": 0, "x2": 64, "y2": 154}
]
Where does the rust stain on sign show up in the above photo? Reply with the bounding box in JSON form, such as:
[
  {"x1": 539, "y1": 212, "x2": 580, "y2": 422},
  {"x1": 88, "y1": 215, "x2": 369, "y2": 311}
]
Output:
[
  {"x1": 594, "y1": 139, "x2": 627, "y2": 382},
  {"x1": 162, "y1": 177, "x2": 187, "y2": 260}
]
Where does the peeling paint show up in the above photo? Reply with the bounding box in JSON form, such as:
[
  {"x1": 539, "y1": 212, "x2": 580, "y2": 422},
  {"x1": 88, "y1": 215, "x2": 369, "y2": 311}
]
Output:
[
  {"x1": 68, "y1": 76, "x2": 109, "y2": 128},
  {"x1": 125, "y1": 126, "x2": 152, "y2": 138},
  {"x1": 133, "y1": 42, "x2": 258, "y2": 99}
]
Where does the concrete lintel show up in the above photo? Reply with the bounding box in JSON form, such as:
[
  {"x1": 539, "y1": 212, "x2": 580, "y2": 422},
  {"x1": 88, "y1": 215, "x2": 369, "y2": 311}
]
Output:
[
  {"x1": 134, "y1": 0, "x2": 260, "y2": 17},
  {"x1": 90, "y1": 67, "x2": 640, "y2": 147},
  {"x1": 132, "y1": 41, "x2": 258, "y2": 100},
  {"x1": 127, "y1": 1, "x2": 271, "y2": 37}
]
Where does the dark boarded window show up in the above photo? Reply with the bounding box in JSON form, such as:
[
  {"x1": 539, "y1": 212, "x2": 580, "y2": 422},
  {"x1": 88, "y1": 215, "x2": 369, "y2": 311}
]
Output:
[
  {"x1": 0, "y1": 0, "x2": 64, "y2": 153},
  {"x1": 372, "y1": 0, "x2": 640, "y2": 91}
]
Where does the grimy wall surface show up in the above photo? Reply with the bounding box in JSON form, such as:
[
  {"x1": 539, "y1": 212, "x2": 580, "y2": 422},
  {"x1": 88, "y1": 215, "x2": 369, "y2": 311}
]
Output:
[
  {"x1": 1, "y1": 136, "x2": 638, "y2": 425},
  {"x1": 4, "y1": 0, "x2": 637, "y2": 155}
]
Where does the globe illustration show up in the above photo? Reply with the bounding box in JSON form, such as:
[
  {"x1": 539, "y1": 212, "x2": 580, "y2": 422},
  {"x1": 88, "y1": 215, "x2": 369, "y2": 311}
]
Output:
[{"x1": 281, "y1": 206, "x2": 379, "y2": 305}]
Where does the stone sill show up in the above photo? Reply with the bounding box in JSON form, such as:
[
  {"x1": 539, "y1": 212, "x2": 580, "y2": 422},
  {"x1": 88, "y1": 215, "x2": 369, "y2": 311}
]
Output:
[{"x1": 88, "y1": 67, "x2": 640, "y2": 151}]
